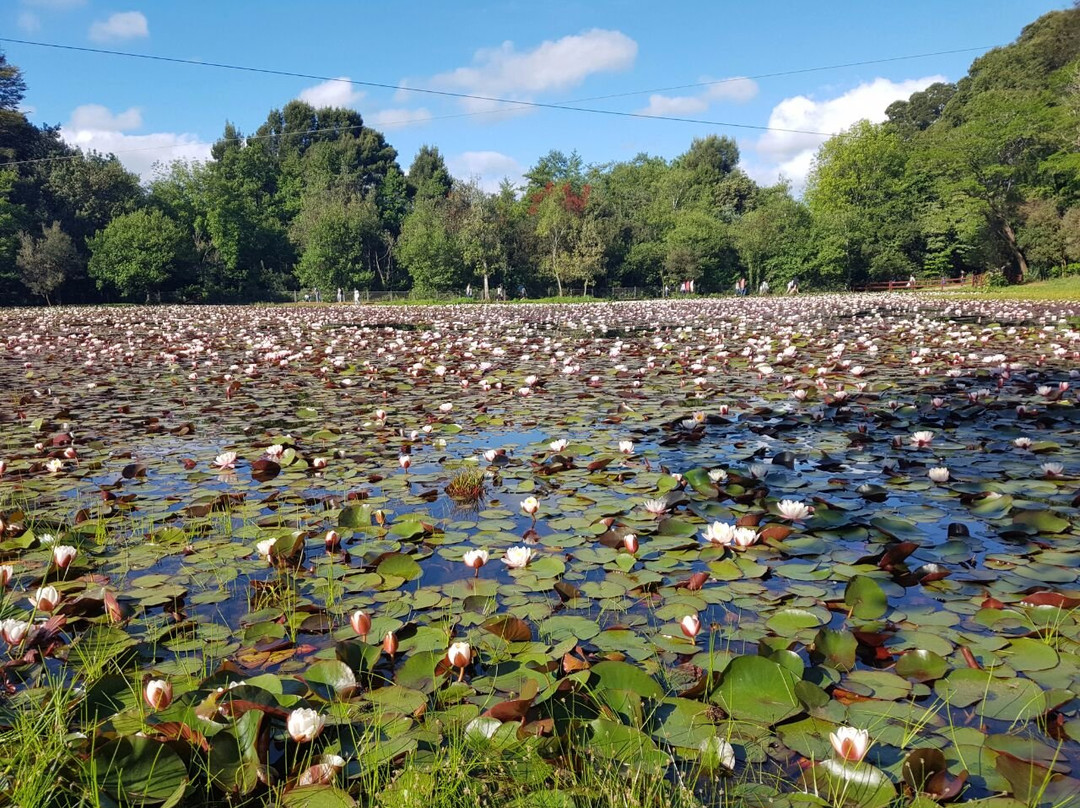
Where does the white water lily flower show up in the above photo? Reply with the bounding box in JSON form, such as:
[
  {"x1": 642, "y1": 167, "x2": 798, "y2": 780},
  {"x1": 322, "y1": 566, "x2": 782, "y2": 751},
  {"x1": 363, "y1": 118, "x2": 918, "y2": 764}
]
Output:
[
  {"x1": 501, "y1": 546, "x2": 536, "y2": 569},
  {"x1": 1013, "y1": 437, "x2": 1033, "y2": 449},
  {"x1": 256, "y1": 539, "x2": 275, "y2": 560},
  {"x1": 703, "y1": 521, "x2": 737, "y2": 546},
  {"x1": 618, "y1": 440, "x2": 634, "y2": 454},
  {"x1": 910, "y1": 431, "x2": 935, "y2": 448},
  {"x1": 520, "y1": 496, "x2": 540, "y2": 516},
  {"x1": 213, "y1": 451, "x2": 238, "y2": 469},
  {"x1": 549, "y1": 439, "x2": 569, "y2": 452},
  {"x1": 642, "y1": 498, "x2": 668, "y2": 517},
  {"x1": 776, "y1": 500, "x2": 813, "y2": 521},
  {"x1": 287, "y1": 708, "x2": 325, "y2": 743},
  {"x1": 707, "y1": 468, "x2": 728, "y2": 483},
  {"x1": 1042, "y1": 462, "x2": 1065, "y2": 478},
  {"x1": 829, "y1": 726, "x2": 870, "y2": 762},
  {"x1": 928, "y1": 467, "x2": 950, "y2": 483}
]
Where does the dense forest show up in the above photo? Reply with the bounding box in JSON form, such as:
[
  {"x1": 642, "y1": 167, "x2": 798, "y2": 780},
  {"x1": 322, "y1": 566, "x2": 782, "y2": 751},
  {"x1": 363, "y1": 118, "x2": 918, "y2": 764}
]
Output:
[{"x1": 3, "y1": 7, "x2": 1080, "y2": 303}]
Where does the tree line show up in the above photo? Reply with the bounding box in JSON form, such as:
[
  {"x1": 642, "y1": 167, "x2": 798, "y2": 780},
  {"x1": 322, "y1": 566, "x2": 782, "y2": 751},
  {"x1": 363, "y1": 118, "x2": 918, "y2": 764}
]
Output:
[{"x1": 3, "y1": 7, "x2": 1080, "y2": 304}]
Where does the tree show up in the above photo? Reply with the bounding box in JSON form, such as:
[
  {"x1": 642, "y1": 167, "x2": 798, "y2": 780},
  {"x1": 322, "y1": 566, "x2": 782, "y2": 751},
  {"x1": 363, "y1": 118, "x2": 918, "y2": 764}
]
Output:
[
  {"x1": 292, "y1": 194, "x2": 381, "y2": 291},
  {"x1": 396, "y1": 198, "x2": 462, "y2": 294},
  {"x1": 806, "y1": 120, "x2": 921, "y2": 286},
  {"x1": 88, "y1": 209, "x2": 189, "y2": 301},
  {"x1": 532, "y1": 183, "x2": 590, "y2": 297},
  {"x1": 885, "y1": 82, "x2": 957, "y2": 133},
  {"x1": 459, "y1": 182, "x2": 507, "y2": 300},
  {"x1": 407, "y1": 145, "x2": 453, "y2": 200},
  {"x1": 0, "y1": 50, "x2": 27, "y2": 112},
  {"x1": 1017, "y1": 199, "x2": 1067, "y2": 275},
  {"x1": 733, "y1": 183, "x2": 814, "y2": 288},
  {"x1": 17, "y1": 221, "x2": 78, "y2": 304},
  {"x1": 922, "y1": 90, "x2": 1063, "y2": 282},
  {"x1": 524, "y1": 150, "x2": 585, "y2": 197}
]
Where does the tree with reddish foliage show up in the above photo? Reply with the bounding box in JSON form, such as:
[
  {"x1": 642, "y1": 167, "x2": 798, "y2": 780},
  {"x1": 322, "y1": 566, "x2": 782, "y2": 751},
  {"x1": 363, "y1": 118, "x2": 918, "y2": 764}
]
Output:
[{"x1": 531, "y1": 181, "x2": 594, "y2": 297}]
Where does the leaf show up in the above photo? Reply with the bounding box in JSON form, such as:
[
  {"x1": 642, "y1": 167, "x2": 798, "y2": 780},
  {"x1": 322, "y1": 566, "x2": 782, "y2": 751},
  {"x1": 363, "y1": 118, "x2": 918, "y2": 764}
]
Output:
[
  {"x1": 801, "y1": 758, "x2": 897, "y2": 808},
  {"x1": 844, "y1": 576, "x2": 888, "y2": 620},
  {"x1": 95, "y1": 736, "x2": 189, "y2": 805},
  {"x1": 483, "y1": 615, "x2": 532, "y2": 642},
  {"x1": 712, "y1": 655, "x2": 802, "y2": 726}
]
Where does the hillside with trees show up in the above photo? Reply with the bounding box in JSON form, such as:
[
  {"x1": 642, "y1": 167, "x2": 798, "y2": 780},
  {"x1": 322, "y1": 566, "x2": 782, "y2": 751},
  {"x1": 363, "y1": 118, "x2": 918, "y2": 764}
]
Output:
[{"x1": 2, "y1": 6, "x2": 1080, "y2": 302}]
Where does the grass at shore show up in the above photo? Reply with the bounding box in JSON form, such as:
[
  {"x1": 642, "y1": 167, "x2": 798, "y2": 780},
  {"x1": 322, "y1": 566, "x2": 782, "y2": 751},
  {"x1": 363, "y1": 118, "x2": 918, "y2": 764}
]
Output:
[{"x1": 943, "y1": 275, "x2": 1080, "y2": 300}]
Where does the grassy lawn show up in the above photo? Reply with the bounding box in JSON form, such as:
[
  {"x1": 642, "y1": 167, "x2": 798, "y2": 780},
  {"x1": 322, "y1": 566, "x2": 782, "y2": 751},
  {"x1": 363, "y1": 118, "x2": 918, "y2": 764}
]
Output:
[{"x1": 941, "y1": 275, "x2": 1080, "y2": 300}]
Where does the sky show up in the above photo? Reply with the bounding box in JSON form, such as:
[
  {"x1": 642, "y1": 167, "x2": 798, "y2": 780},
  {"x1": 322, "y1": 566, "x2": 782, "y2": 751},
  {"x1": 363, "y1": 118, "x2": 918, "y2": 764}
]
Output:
[{"x1": 4, "y1": 0, "x2": 1071, "y2": 193}]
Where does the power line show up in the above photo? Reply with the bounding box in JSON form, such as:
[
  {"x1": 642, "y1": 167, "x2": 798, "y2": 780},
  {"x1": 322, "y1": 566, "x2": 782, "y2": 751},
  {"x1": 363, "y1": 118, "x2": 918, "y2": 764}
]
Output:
[
  {"x1": 0, "y1": 37, "x2": 832, "y2": 134},
  {"x1": 568, "y1": 45, "x2": 991, "y2": 103},
  {"x1": 0, "y1": 37, "x2": 987, "y2": 169}
]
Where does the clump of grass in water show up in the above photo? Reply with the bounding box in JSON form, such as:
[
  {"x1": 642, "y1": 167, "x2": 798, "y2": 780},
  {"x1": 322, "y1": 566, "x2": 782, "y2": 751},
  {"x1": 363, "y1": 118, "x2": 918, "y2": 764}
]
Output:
[{"x1": 445, "y1": 467, "x2": 486, "y2": 503}]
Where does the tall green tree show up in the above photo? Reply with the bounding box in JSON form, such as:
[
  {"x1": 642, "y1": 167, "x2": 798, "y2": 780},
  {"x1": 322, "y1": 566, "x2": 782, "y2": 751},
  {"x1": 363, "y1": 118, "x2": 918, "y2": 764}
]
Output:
[{"x1": 88, "y1": 209, "x2": 189, "y2": 301}]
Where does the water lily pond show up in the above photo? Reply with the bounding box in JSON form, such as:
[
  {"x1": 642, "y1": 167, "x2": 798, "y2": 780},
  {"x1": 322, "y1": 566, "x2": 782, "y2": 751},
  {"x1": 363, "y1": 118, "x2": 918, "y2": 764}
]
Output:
[{"x1": 1, "y1": 295, "x2": 1079, "y2": 808}]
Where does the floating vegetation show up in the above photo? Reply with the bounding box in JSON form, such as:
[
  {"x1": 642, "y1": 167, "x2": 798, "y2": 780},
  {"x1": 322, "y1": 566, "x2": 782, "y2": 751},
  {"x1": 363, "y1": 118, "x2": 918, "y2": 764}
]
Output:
[
  {"x1": 444, "y1": 466, "x2": 486, "y2": 503},
  {"x1": 0, "y1": 295, "x2": 1078, "y2": 807}
]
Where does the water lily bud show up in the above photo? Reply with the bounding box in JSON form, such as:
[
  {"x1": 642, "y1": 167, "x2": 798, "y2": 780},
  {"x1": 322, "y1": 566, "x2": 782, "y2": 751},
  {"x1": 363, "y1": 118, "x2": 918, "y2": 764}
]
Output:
[
  {"x1": 520, "y1": 496, "x2": 540, "y2": 516},
  {"x1": 324, "y1": 530, "x2": 340, "y2": 551},
  {"x1": 0, "y1": 564, "x2": 12, "y2": 587},
  {"x1": 0, "y1": 460, "x2": 6, "y2": 475},
  {"x1": 623, "y1": 534, "x2": 639, "y2": 554},
  {"x1": 145, "y1": 679, "x2": 173, "y2": 710},
  {"x1": 483, "y1": 449, "x2": 498, "y2": 463},
  {"x1": 287, "y1": 707, "x2": 325, "y2": 743},
  {"x1": 29, "y1": 585, "x2": 60, "y2": 612},
  {"x1": 382, "y1": 630, "x2": 398, "y2": 657},
  {"x1": 680, "y1": 614, "x2": 701, "y2": 639},
  {"x1": 829, "y1": 726, "x2": 870, "y2": 762},
  {"x1": 52, "y1": 545, "x2": 77, "y2": 570},
  {"x1": 312, "y1": 457, "x2": 328, "y2": 469},
  {"x1": 1, "y1": 618, "x2": 29, "y2": 645},
  {"x1": 398, "y1": 454, "x2": 411, "y2": 471},
  {"x1": 447, "y1": 641, "x2": 471, "y2": 669},
  {"x1": 462, "y1": 549, "x2": 489, "y2": 574},
  {"x1": 350, "y1": 610, "x2": 371, "y2": 639},
  {"x1": 374, "y1": 510, "x2": 386, "y2": 527}
]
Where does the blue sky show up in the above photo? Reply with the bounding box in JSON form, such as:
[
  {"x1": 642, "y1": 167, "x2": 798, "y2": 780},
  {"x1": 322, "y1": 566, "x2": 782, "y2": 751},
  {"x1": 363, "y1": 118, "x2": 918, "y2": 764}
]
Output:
[{"x1": 4, "y1": 0, "x2": 1069, "y2": 191}]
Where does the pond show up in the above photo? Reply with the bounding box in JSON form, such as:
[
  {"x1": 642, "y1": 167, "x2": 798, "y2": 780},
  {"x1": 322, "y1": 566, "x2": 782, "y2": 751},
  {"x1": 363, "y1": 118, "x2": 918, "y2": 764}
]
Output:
[{"x1": 0, "y1": 294, "x2": 1078, "y2": 807}]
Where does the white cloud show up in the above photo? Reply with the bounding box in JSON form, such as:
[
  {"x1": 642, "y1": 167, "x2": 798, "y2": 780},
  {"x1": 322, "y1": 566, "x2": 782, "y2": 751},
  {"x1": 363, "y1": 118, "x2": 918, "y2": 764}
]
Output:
[
  {"x1": 88, "y1": 11, "x2": 149, "y2": 42},
  {"x1": 447, "y1": 150, "x2": 524, "y2": 192},
  {"x1": 637, "y1": 76, "x2": 757, "y2": 119},
  {"x1": 17, "y1": 12, "x2": 41, "y2": 32},
  {"x1": 298, "y1": 77, "x2": 365, "y2": 108},
  {"x1": 70, "y1": 104, "x2": 142, "y2": 131},
  {"x1": 62, "y1": 105, "x2": 209, "y2": 180},
  {"x1": 704, "y1": 77, "x2": 759, "y2": 103},
  {"x1": 429, "y1": 29, "x2": 637, "y2": 113},
  {"x1": 366, "y1": 108, "x2": 433, "y2": 130},
  {"x1": 751, "y1": 75, "x2": 945, "y2": 192},
  {"x1": 639, "y1": 94, "x2": 708, "y2": 118}
]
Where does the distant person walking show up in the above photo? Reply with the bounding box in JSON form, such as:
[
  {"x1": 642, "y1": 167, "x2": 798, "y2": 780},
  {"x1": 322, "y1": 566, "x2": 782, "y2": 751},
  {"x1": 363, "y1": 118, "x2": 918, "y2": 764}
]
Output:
[
  {"x1": 759, "y1": 279, "x2": 770, "y2": 295},
  {"x1": 336, "y1": 287, "x2": 343, "y2": 303},
  {"x1": 353, "y1": 288, "x2": 360, "y2": 304},
  {"x1": 786, "y1": 278, "x2": 799, "y2": 295}
]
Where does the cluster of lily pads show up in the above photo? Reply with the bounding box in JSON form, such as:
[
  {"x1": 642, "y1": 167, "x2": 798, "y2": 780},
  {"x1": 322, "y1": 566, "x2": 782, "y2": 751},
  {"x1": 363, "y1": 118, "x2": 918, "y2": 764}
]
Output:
[{"x1": 0, "y1": 293, "x2": 1078, "y2": 807}]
